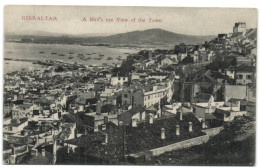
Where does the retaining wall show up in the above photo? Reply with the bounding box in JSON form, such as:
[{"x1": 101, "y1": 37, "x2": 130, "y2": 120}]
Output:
[
  {"x1": 150, "y1": 135, "x2": 209, "y2": 156},
  {"x1": 202, "y1": 126, "x2": 224, "y2": 137}
]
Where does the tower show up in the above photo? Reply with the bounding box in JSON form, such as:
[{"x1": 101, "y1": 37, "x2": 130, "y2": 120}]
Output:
[{"x1": 233, "y1": 22, "x2": 246, "y2": 36}]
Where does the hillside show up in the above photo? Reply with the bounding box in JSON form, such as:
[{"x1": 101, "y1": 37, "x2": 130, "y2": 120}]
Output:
[{"x1": 86, "y1": 29, "x2": 216, "y2": 45}]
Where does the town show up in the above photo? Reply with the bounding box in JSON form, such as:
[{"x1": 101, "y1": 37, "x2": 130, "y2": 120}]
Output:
[{"x1": 3, "y1": 22, "x2": 256, "y2": 165}]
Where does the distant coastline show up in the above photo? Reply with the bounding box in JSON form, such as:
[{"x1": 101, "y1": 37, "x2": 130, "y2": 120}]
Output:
[{"x1": 4, "y1": 41, "x2": 174, "y2": 50}]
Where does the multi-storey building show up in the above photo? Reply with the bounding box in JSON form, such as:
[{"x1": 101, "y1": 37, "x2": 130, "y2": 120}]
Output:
[
  {"x1": 233, "y1": 22, "x2": 246, "y2": 36},
  {"x1": 121, "y1": 74, "x2": 175, "y2": 108}
]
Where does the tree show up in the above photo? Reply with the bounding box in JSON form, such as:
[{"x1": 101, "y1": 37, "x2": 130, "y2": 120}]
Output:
[
  {"x1": 181, "y1": 55, "x2": 194, "y2": 64},
  {"x1": 174, "y1": 43, "x2": 186, "y2": 54},
  {"x1": 55, "y1": 66, "x2": 65, "y2": 72}
]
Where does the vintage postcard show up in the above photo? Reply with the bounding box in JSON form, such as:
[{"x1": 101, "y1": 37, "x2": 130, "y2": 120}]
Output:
[{"x1": 3, "y1": 5, "x2": 257, "y2": 165}]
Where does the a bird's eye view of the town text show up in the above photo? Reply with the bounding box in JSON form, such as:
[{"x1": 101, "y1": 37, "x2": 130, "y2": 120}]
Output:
[{"x1": 2, "y1": 6, "x2": 257, "y2": 165}]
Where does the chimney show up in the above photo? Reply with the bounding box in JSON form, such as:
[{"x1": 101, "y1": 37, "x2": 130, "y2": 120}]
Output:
[
  {"x1": 39, "y1": 126, "x2": 43, "y2": 133},
  {"x1": 84, "y1": 126, "x2": 88, "y2": 135},
  {"x1": 42, "y1": 149, "x2": 46, "y2": 157},
  {"x1": 12, "y1": 147, "x2": 16, "y2": 155},
  {"x1": 53, "y1": 136, "x2": 57, "y2": 164},
  {"x1": 189, "y1": 122, "x2": 193, "y2": 132},
  {"x1": 187, "y1": 102, "x2": 190, "y2": 107},
  {"x1": 176, "y1": 125, "x2": 180, "y2": 136},
  {"x1": 101, "y1": 124, "x2": 107, "y2": 130},
  {"x1": 32, "y1": 148, "x2": 38, "y2": 157},
  {"x1": 74, "y1": 129, "x2": 78, "y2": 140},
  {"x1": 215, "y1": 103, "x2": 219, "y2": 108},
  {"x1": 94, "y1": 124, "x2": 99, "y2": 132},
  {"x1": 58, "y1": 123, "x2": 62, "y2": 132},
  {"x1": 179, "y1": 112, "x2": 183, "y2": 121},
  {"x1": 132, "y1": 118, "x2": 137, "y2": 127},
  {"x1": 104, "y1": 116, "x2": 109, "y2": 123},
  {"x1": 119, "y1": 121, "x2": 124, "y2": 126},
  {"x1": 161, "y1": 128, "x2": 165, "y2": 140},
  {"x1": 236, "y1": 101, "x2": 241, "y2": 111},
  {"x1": 13, "y1": 94, "x2": 18, "y2": 101},
  {"x1": 10, "y1": 155, "x2": 17, "y2": 164},
  {"x1": 67, "y1": 145, "x2": 70, "y2": 154},
  {"x1": 202, "y1": 120, "x2": 206, "y2": 129},
  {"x1": 148, "y1": 113, "x2": 153, "y2": 124},
  {"x1": 36, "y1": 135, "x2": 39, "y2": 146},
  {"x1": 102, "y1": 133, "x2": 108, "y2": 145}
]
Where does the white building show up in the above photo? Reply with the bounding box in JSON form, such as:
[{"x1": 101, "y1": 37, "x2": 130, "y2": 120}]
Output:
[{"x1": 111, "y1": 76, "x2": 128, "y2": 86}]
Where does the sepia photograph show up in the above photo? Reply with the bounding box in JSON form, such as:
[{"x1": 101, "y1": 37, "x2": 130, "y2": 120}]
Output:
[{"x1": 2, "y1": 5, "x2": 257, "y2": 165}]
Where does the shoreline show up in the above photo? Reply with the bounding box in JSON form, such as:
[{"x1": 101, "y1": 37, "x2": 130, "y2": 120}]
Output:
[{"x1": 5, "y1": 41, "x2": 174, "y2": 50}]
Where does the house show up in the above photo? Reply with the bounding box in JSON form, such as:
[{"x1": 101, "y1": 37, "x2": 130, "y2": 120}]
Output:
[
  {"x1": 122, "y1": 83, "x2": 169, "y2": 108},
  {"x1": 57, "y1": 122, "x2": 76, "y2": 140},
  {"x1": 146, "y1": 104, "x2": 162, "y2": 118},
  {"x1": 83, "y1": 114, "x2": 118, "y2": 132},
  {"x1": 65, "y1": 113, "x2": 205, "y2": 163},
  {"x1": 177, "y1": 105, "x2": 193, "y2": 114},
  {"x1": 177, "y1": 52, "x2": 187, "y2": 62},
  {"x1": 236, "y1": 56, "x2": 253, "y2": 66},
  {"x1": 118, "y1": 105, "x2": 146, "y2": 125},
  {"x1": 194, "y1": 93, "x2": 214, "y2": 104},
  {"x1": 214, "y1": 108, "x2": 247, "y2": 122},
  {"x1": 3, "y1": 118, "x2": 29, "y2": 134},
  {"x1": 160, "y1": 57, "x2": 177, "y2": 67},
  {"x1": 225, "y1": 65, "x2": 236, "y2": 79},
  {"x1": 12, "y1": 104, "x2": 38, "y2": 119},
  {"x1": 224, "y1": 85, "x2": 249, "y2": 101},
  {"x1": 147, "y1": 72, "x2": 169, "y2": 81},
  {"x1": 100, "y1": 104, "x2": 118, "y2": 115},
  {"x1": 192, "y1": 94, "x2": 247, "y2": 127},
  {"x1": 75, "y1": 92, "x2": 96, "y2": 112},
  {"x1": 111, "y1": 76, "x2": 129, "y2": 86},
  {"x1": 235, "y1": 65, "x2": 255, "y2": 86},
  {"x1": 162, "y1": 102, "x2": 182, "y2": 115},
  {"x1": 143, "y1": 59, "x2": 155, "y2": 68},
  {"x1": 130, "y1": 72, "x2": 148, "y2": 81},
  {"x1": 122, "y1": 74, "x2": 174, "y2": 108},
  {"x1": 181, "y1": 70, "x2": 229, "y2": 102},
  {"x1": 100, "y1": 87, "x2": 121, "y2": 101}
]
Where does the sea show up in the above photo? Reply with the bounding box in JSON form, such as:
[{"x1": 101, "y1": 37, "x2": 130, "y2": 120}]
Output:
[{"x1": 4, "y1": 42, "x2": 138, "y2": 73}]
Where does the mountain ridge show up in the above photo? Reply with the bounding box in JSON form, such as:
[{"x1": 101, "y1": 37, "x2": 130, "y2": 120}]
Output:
[{"x1": 6, "y1": 28, "x2": 216, "y2": 45}]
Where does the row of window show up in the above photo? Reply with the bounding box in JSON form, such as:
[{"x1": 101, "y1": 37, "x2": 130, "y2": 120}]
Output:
[
  {"x1": 145, "y1": 99, "x2": 160, "y2": 107},
  {"x1": 144, "y1": 92, "x2": 166, "y2": 100},
  {"x1": 237, "y1": 74, "x2": 252, "y2": 80},
  {"x1": 117, "y1": 77, "x2": 126, "y2": 80}
]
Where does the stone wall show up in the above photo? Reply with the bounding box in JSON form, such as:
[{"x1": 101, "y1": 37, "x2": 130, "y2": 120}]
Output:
[
  {"x1": 150, "y1": 135, "x2": 209, "y2": 156},
  {"x1": 202, "y1": 126, "x2": 224, "y2": 137}
]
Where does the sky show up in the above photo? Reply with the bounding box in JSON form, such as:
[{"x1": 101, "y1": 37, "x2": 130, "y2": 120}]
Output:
[{"x1": 4, "y1": 6, "x2": 258, "y2": 36}]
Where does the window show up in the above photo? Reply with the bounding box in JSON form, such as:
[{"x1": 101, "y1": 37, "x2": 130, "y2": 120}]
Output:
[
  {"x1": 246, "y1": 75, "x2": 252, "y2": 80},
  {"x1": 124, "y1": 94, "x2": 128, "y2": 98},
  {"x1": 237, "y1": 74, "x2": 243, "y2": 79},
  {"x1": 8, "y1": 127, "x2": 12, "y2": 131},
  {"x1": 118, "y1": 77, "x2": 121, "y2": 80},
  {"x1": 123, "y1": 77, "x2": 125, "y2": 80}
]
